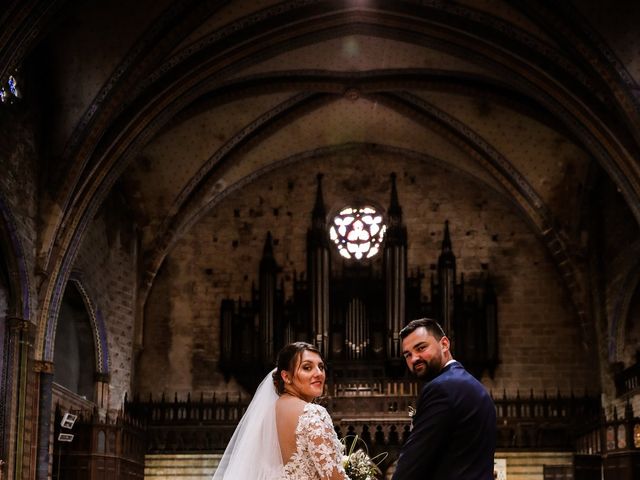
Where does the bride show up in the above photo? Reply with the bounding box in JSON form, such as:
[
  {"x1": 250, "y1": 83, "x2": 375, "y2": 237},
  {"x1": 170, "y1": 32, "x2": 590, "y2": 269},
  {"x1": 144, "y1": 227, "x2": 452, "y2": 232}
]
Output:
[{"x1": 212, "y1": 342, "x2": 351, "y2": 479}]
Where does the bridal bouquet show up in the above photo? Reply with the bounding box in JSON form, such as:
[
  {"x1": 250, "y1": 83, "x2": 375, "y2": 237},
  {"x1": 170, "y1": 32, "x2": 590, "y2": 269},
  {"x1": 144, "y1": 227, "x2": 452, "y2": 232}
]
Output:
[{"x1": 341, "y1": 435, "x2": 387, "y2": 480}]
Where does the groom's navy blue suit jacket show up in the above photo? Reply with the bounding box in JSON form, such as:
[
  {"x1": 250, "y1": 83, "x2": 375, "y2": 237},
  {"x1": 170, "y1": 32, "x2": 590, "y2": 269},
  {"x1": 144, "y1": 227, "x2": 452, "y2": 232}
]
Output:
[{"x1": 392, "y1": 361, "x2": 496, "y2": 480}]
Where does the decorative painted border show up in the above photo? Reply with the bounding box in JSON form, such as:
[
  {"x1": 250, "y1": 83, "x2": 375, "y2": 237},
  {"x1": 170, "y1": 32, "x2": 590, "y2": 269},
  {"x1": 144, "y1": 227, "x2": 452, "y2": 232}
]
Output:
[{"x1": 66, "y1": 273, "x2": 110, "y2": 376}]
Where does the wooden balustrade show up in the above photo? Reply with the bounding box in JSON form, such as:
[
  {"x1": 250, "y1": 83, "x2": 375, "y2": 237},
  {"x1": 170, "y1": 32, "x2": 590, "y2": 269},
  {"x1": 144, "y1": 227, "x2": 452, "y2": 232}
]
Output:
[
  {"x1": 491, "y1": 390, "x2": 601, "y2": 449},
  {"x1": 124, "y1": 388, "x2": 603, "y2": 453},
  {"x1": 329, "y1": 379, "x2": 421, "y2": 397},
  {"x1": 126, "y1": 392, "x2": 248, "y2": 425},
  {"x1": 576, "y1": 403, "x2": 640, "y2": 455},
  {"x1": 52, "y1": 407, "x2": 145, "y2": 480},
  {"x1": 54, "y1": 387, "x2": 637, "y2": 479},
  {"x1": 124, "y1": 393, "x2": 249, "y2": 452},
  {"x1": 574, "y1": 402, "x2": 640, "y2": 480}
]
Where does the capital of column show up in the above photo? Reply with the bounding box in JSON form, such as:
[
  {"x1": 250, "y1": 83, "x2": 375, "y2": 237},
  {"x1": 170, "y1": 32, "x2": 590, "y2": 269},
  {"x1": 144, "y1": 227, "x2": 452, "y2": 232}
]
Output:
[
  {"x1": 94, "y1": 372, "x2": 110, "y2": 383},
  {"x1": 33, "y1": 360, "x2": 54, "y2": 375},
  {"x1": 6, "y1": 316, "x2": 32, "y2": 334}
]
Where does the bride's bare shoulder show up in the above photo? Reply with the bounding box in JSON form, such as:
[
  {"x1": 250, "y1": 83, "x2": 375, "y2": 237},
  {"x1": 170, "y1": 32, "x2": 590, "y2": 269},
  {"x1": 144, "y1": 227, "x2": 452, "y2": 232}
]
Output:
[{"x1": 276, "y1": 395, "x2": 307, "y2": 419}]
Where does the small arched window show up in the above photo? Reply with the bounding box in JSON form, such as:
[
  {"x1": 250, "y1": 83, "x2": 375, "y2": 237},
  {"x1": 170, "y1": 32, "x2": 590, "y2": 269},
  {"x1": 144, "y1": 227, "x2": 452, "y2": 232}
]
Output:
[
  {"x1": 329, "y1": 206, "x2": 386, "y2": 260},
  {"x1": 53, "y1": 282, "x2": 96, "y2": 401}
]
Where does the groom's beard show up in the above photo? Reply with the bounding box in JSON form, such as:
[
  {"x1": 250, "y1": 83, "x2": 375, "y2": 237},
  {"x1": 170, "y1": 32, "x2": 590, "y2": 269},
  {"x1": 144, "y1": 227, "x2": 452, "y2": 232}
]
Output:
[{"x1": 412, "y1": 354, "x2": 443, "y2": 381}]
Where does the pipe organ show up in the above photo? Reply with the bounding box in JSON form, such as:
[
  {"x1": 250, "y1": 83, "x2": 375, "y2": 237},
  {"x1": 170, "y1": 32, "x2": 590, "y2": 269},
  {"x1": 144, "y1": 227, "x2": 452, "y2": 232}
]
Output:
[{"x1": 219, "y1": 174, "x2": 499, "y2": 390}]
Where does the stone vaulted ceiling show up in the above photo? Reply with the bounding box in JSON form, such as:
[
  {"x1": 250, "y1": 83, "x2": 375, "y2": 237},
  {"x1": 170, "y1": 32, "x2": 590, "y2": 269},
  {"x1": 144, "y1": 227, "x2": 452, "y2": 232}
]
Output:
[{"x1": 3, "y1": 0, "x2": 640, "y2": 360}]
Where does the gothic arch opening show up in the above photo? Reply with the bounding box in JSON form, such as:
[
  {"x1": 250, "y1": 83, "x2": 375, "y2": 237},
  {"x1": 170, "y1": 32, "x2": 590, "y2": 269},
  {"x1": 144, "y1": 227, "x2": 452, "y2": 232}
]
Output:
[{"x1": 53, "y1": 283, "x2": 96, "y2": 401}]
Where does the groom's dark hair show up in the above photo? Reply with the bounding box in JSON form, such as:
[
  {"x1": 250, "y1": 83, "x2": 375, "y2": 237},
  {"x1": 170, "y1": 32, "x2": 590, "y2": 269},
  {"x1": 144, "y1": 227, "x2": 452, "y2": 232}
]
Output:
[
  {"x1": 399, "y1": 318, "x2": 446, "y2": 340},
  {"x1": 273, "y1": 342, "x2": 323, "y2": 394}
]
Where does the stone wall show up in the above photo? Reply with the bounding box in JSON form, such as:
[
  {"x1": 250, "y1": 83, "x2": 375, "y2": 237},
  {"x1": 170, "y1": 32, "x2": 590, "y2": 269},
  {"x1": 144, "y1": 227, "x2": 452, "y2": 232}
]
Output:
[
  {"x1": 137, "y1": 151, "x2": 596, "y2": 398},
  {"x1": 70, "y1": 188, "x2": 138, "y2": 410},
  {"x1": 0, "y1": 104, "x2": 39, "y2": 320}
]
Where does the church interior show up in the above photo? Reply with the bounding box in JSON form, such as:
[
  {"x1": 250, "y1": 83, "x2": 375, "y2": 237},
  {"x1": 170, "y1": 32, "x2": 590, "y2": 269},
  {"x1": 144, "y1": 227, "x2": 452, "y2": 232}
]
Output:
[{"x1": 1, "y1": 1, "x2": 640, "y2": 479}]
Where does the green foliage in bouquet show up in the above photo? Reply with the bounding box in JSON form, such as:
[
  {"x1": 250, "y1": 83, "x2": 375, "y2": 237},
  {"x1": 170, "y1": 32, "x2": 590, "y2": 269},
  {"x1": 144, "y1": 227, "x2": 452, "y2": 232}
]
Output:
[{"x1": 341, "y1": 435, "x2": 387, "y2": 480}]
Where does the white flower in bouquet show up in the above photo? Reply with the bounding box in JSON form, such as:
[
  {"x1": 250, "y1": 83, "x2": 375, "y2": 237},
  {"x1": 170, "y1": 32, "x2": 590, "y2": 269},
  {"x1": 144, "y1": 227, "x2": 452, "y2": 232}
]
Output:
[{"x1": 341, "y1": 435, "x2": 387, "y2": 480}]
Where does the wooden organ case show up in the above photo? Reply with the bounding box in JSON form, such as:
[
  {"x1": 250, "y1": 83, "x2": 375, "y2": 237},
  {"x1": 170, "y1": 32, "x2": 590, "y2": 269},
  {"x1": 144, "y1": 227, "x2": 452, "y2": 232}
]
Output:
[{"x1": 219, "y1": 174, "x2": 498, "y2": 390}]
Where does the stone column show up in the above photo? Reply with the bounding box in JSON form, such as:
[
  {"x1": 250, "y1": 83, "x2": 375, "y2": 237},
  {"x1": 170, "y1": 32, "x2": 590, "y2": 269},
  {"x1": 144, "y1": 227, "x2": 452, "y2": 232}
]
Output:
[
  {"x1": 94, "y1": 372, "x2": 111, "y2": 411},
  {"x1": 2, "y1": 317, "x2": 34, "y2": 480},
  {"x1": 34, "y1": 360, "x2": 54, "y2": 480}
]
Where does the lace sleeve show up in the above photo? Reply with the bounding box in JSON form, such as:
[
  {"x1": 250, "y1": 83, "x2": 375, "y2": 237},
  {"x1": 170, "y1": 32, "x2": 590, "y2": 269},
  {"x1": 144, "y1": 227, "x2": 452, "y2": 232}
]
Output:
[{"x1": 298, "y1": 404, "x2": 350, "y2": 480}]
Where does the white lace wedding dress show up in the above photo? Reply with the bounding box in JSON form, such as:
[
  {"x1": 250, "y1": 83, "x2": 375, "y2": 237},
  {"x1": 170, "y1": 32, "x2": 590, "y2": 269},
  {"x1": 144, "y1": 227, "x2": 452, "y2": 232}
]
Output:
[
  {"x1": 212, "y1": 371, "x2": 350, "y2": 479},
  {"x1": 281, "y1": 403, "x2": 350, "y2": 480}
]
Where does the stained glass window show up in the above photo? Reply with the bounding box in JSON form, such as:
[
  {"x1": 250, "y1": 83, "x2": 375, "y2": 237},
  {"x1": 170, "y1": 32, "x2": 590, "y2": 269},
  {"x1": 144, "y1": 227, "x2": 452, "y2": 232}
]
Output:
[
  {"x1": 1, "y1": 73, "x2": 21, "y2": 103},
  {"x1": 606, "y1": 425, "x2": 615, "y2": 451},
  {"x1": 617, "y1": 424, "x2": 626, "y2": 449},
  {"x1": 329, "y1": 205, "x2": 386, "y2": 260},
  {"x1": 8, "y1": 76, "x2": 19, "y2": 97}
]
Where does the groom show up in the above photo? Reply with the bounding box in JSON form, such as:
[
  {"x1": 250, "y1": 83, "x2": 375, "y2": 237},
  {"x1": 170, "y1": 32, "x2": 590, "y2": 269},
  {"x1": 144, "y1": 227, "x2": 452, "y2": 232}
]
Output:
[{"x1": 392, "y1": 318, "x2": 496, "y2": 480}]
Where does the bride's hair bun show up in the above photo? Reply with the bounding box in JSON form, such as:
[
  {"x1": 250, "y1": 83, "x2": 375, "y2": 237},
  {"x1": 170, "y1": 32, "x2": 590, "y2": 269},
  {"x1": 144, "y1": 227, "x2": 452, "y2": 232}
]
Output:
[{"x1": 272, "y1": 369, "x2": 283, "y2": 393}]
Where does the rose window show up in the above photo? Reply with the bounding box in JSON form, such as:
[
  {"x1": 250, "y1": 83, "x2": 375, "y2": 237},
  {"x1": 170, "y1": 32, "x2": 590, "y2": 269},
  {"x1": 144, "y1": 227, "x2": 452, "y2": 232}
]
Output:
[{"x1": 329, "y1": 206, "x2": 386, "y2": 260}]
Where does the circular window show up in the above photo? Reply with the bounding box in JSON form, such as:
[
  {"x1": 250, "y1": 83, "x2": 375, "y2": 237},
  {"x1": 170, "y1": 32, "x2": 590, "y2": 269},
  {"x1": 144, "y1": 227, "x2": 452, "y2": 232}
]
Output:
[{"x1": 329, "y1": 206, "x2": 386, "y2": 260}]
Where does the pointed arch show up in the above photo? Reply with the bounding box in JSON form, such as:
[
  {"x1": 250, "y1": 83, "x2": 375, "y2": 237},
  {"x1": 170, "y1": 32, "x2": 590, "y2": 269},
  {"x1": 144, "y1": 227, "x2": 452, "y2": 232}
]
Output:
[
  {"x1": 36, "y1": 1, "x2": 639, "y2": 360},
  {"x1": 64, "y1": 272, "x2": 110, "y2": 376}
]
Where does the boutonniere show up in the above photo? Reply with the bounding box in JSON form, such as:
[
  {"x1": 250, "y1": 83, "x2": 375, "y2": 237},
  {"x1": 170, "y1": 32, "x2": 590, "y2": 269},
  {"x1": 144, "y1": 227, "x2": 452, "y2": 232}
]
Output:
[{"x1": 408, "y1": 406, "x2": 416, "y2": 418}]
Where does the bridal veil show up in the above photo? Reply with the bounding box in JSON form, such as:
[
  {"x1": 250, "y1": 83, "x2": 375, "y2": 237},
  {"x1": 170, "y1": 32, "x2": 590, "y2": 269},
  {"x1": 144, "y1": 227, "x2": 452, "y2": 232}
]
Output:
[{"x1": 212, "y1": 370, "x2": 283, "y2": 479}]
